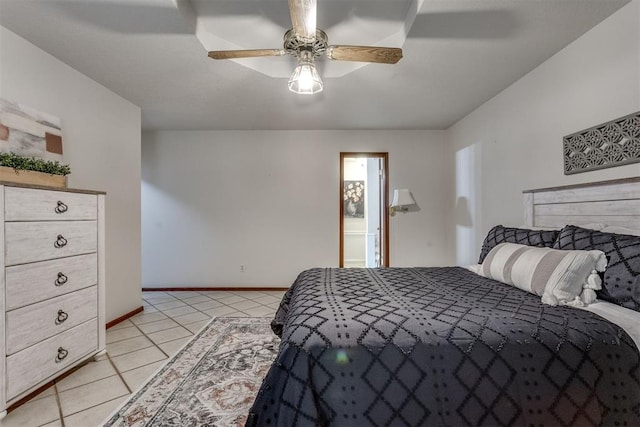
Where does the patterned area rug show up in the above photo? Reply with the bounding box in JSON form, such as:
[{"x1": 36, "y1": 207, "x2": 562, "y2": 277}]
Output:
[{"x1": 102, "y1": 317, "x2": 278, "y2": 427}]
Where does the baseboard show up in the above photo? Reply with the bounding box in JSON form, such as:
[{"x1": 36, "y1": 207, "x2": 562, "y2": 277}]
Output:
[
  {"x1": 106, "y1": 305, "x2": 144, "y2": 329},
  {"x1": 142, "y1": 287, "x2": 289, "y2": 292}
]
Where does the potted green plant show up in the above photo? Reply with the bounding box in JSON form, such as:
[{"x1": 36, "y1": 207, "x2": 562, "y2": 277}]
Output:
[{"x1": 0, "y1": 152, "x2": 70, "y2": 188}]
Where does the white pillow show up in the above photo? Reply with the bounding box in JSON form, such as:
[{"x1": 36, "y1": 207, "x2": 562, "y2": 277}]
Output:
[
  {"x1": 479, "y1": 243, "x2": 607, "y2": 307},
  {"x1": 463, "y1": 264, "x2": 481, "y2": 274}
]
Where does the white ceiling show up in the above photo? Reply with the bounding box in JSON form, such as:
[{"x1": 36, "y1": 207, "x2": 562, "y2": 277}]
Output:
[{"x1": 0, "y1": 0, "x2": 630, "y2": 131}]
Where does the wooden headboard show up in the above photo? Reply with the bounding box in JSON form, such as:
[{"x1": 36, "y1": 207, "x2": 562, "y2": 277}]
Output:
[{"x1": 523, "y1": 177, "x2": 640, "y2": 229}]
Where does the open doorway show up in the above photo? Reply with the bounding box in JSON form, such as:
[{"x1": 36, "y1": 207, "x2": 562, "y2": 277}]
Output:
[{"x1": 340, "y1": 152, "x2": 389, "y2": 268}]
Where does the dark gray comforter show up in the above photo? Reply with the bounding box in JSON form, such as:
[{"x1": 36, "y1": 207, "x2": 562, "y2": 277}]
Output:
[{"x1": 247, "y1": 267, "x2": 640, "y2": 426}]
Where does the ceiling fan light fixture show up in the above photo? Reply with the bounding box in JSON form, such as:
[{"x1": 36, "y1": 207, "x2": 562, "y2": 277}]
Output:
[
  {"x1": 288, "y1": 57, "x2": 323, "y2": 95},
  {"x1": 208, "y1": 1, "x2": 403, "y2": 95}
]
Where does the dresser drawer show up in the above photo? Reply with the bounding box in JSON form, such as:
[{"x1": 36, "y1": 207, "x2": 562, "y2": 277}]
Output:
[
  {"x1": 5, "y1": 187, "x2": 97, "y2": 221},
  {"x1": 5, "y1": 221, "x2": 97, "y2": 266},
  {"x1": 6, "y1": 286, "x2": 97, "y2": 355},
  {"x1": 6, "y1": 253, "x2": 98, "y2": 310},
  {"x1": 6, "y1": 319, "x2": 98, "y2": 400}
]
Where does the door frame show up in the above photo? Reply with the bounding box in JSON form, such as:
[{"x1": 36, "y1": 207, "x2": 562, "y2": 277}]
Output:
[{"x1": 339, "y1": 152, "x2": 389, "y2": 267}]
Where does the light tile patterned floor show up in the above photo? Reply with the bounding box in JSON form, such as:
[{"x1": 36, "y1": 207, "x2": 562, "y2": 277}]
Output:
[{"x1": 2, "y1": 290, "x2": 285, "y2": 427}]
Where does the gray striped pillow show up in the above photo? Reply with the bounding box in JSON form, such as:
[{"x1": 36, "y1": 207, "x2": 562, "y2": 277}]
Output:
[{"x1": 479, "y1": 243, "x2": 606, "y2": 306}]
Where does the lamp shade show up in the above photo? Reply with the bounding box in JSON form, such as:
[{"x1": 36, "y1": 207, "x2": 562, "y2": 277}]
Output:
[
  {"x1": 288, "y1": 59, "x2": 323, "y2": 94},
  {"x1": 390, "y1": 189, "x2": 415, "y2": 208}
]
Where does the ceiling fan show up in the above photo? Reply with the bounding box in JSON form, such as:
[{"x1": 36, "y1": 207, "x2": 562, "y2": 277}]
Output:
[{"x1": 207, "y1": 0, "x2": 403, "y2": 95}]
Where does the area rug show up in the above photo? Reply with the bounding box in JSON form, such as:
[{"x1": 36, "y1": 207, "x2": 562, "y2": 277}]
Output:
[{"x1": 102, "y1": 317, "x2": 279, "y2": 427}]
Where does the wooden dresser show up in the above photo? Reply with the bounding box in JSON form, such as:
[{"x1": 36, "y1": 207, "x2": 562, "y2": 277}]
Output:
[{"x1": 0, "y1": 183, "x2": 106, "y2": 419}]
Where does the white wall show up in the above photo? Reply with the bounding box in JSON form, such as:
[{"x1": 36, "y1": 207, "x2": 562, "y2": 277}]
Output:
[
  {"x1": 0, "y1": 27, "x2": 142, "y2": 322},
  {"x1": 142, "y1": 130, "x2": 452, "y2": 288},
  {"x1": 449, "y1": 1, "x2": 640, "y2": 265}
]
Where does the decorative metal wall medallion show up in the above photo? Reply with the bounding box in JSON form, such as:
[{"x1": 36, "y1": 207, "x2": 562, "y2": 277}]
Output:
[{"x1": 563, "y1": 111, "x2": 640, "y2": 175}]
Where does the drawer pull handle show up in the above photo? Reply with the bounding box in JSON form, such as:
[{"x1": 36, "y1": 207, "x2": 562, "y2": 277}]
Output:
[
  {"x1": 55, "y1": 272, "x2": 68, "y2": 286},
  {"x1": 56, "y1": 309, "x2": 69, "y2": 324},
  {"x1": 55, "y1": 201, "x2": 68, "y2": 214},
  {"x1": 54, "y1": 235, "x2": 68, "y2": 248},
  {"x1": 56, "y1": 347, "x2": 69, "y2": 363}
]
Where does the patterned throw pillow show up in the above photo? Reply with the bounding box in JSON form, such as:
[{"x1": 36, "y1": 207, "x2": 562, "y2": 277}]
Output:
[
  {"x1": 479, "y1": 243, "x2": 606, "y2": 306},
  {"x1": 553, "y1": 225, "x2": 640, "y2": 311},
  {"x1": 478, "y1": 225, "x2": 560, "y2": 264}
]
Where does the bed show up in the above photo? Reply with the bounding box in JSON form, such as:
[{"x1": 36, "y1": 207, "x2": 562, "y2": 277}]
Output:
[{"x1": 247, "y1": 177, "x2": 640, "y2": 426}]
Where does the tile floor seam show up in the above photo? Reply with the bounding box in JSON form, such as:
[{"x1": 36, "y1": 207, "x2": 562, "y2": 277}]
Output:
[
  {"x1": 55, "y1": 372, "x2": 118, "y2": 394},
  {"x1": 53, "y1": 382, "x2": 66, "y2": 427},
  {"x1": 211, "y1": 300, "x2": 270, "y2": 314},
  {"x1": 145, "y1": 325, "x2": 193, "y2": 345},
  {"x1": 178, "y1": 301, "x2": 230, "y2": 318},
  {"x1": 61, "y1": 387, "x2": 130, "y2": 419},
  {"x1": 178, "y1": 296, "x2": 213, "y2": 304},
  {"x1": 125, "y1": 316, "x2": 154, "y2": 338},
  {"x1": 158, "y1": 335, "x2": 194, "y2": 347},
  {"x1": 118, "y1": 357, "x2": 168, "y2": 375},
  {"x1": 109, "y1": 318, "x2": 169, "y2": 362},
  {"x1": 105, "y1": 327, "x2": 143, "y2": 344},
  {"x1": 129, "y1": 326, "x2": 172, "y2": 350},
  {"x1": 155, "y1": 305, "x2": 197, "y2": 319},
  {"x1": 62, "y1": 395, "x2": 127, "y2": 425},
  {"x1": 141, "y1": 298, "x2": 176, "y2": 304},
  {"x1": 106, "y1": 338, "x2": 155, "y2": 358},
  {"x1": 150, "y1": 338, "x2": 171, "y2": 360},
  {"x1": 107, "y1": 353, "x2": 133, "y2": 395},
  {"x1": 135, "y1": 319, "x2": 181, "y2": 335},
  {"x1": 142, "y1": 300, "x2": 165, "y2": 309}
]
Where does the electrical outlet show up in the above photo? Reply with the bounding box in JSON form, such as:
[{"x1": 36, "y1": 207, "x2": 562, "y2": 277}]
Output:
[{"x1": 240, "y1": 265, "x2": 246, "y2": 272}]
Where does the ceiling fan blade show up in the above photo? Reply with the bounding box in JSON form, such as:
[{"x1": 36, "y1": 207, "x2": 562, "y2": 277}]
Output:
[
  {"x1": 208, "y1": 49, "x2": 285, "y2": 60},
  {"x1": 327, "y1": 46, "x2": 403, "y2": 64},
  {"x1": 288, "y1": 0, "x2": 316, "y2": 41}
]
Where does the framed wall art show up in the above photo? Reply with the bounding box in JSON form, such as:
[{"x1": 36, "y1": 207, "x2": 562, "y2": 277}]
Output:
[
  {"x1": 0, "y1": 98, "x2": 64, "y2": 162},
  {"x1": 343, "y1": 180, "x2": 365, "y2": 218}
]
